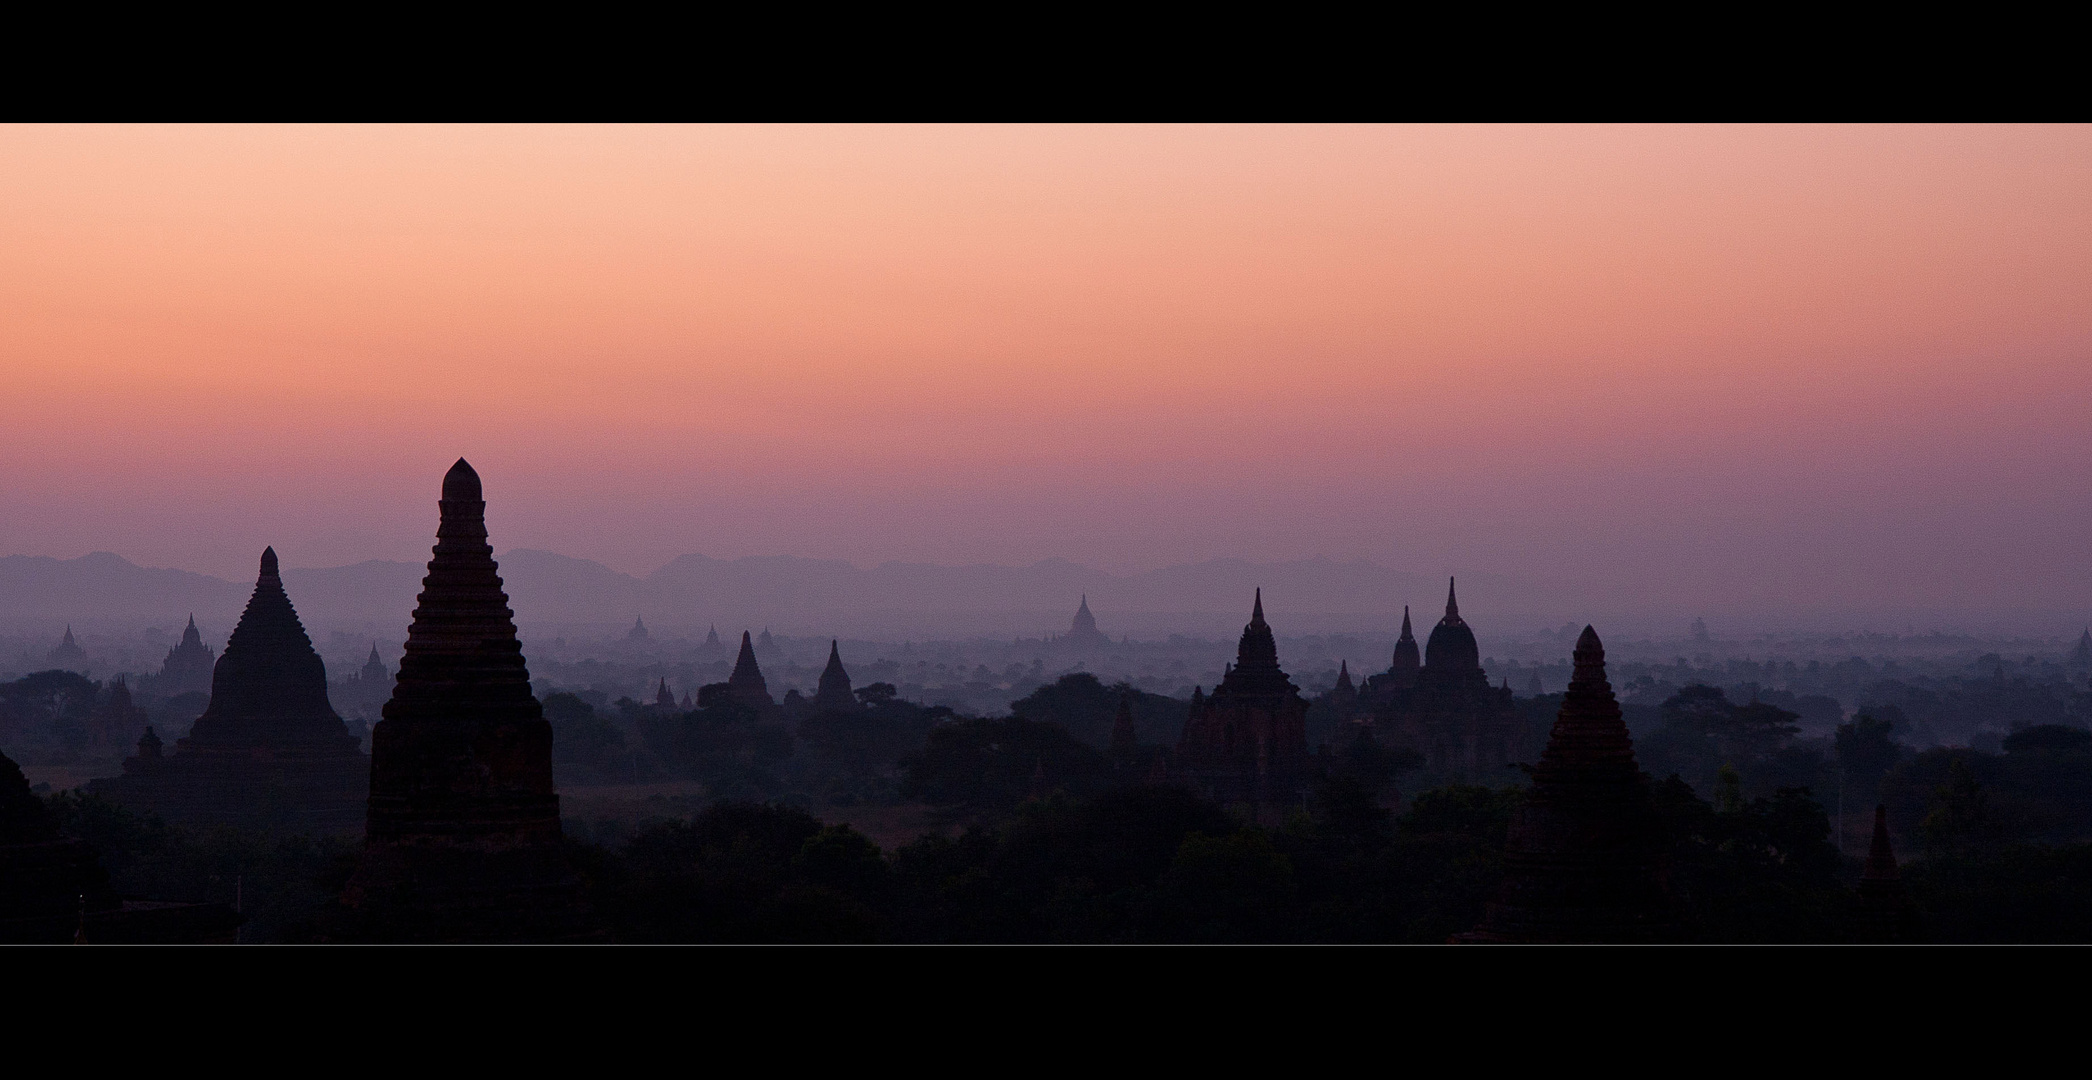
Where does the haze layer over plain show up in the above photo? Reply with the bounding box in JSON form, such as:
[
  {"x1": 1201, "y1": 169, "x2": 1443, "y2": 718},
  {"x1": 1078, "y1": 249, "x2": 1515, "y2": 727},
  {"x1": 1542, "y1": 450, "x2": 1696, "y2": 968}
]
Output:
[{"x1": 2, "y1": 125, "x2": 2089, "y2": 626}]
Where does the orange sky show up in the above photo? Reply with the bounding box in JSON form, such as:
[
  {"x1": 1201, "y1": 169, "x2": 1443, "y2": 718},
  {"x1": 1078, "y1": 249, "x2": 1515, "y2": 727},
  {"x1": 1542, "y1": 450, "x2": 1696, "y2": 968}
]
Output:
[{"x1": 3, "y1": 125, "x2": 2089, "y2": 623}]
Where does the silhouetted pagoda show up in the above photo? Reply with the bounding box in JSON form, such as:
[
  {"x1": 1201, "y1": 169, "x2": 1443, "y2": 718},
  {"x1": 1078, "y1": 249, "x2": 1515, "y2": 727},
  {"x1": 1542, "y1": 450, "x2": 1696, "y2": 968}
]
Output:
[
  {"x1": 1461, "y1": 626, "x2": 1675, "y2": 943},
  {"x1": 1856, "y1": 805, "x2": 1921, "y2": 942},
  {"x1": 1363, "y1": 581, "x2": 1520, "y2": 779},
  {"x1": 90, "y1": 548, "x2": 368, "y2": 832},
  {"x1": 157, "y1": 616, "x2": 215, "y2": 695},
  {"x1": 2075, "y1": 628, "x2": 2092, "y2": 670},
  {"x1": 359, "y1": 643, "x2": 387, "y2": 685},
  {"x1": 654, "y1": 678, "x2": 677, "y2": 710},
  {"x1": 339, "y1": 459, "x2": 598, "y2": 942},
  {"x1": 1176, "y1": 591, "x2": 1310, "y2": 810},
  {"x1": 727, "y1": 631, "x2": 775, "y2": 711},
  {"x1": 813, "y1": 640, "x2": 856, "y2": 713},
  {"x1": 48, "y1": 626, "x2": 86, "y2": 668},
  {"x1": 626, "y1": 616, "x2": 651, "y2": 643},
  {"x1": 1059, "y1": 595, "x2": 1111, "y2": 649}
]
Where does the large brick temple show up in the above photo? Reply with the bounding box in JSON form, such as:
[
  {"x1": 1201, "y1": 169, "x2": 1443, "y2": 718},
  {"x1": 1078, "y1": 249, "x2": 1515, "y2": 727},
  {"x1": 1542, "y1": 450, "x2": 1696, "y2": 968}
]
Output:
[
  {"x1": 1176, "y1": 590, "x2": 1311, "y2": 810},
  {"x1": 337, "y1": 459, "x2": 599, "y2": 942},
  {"x1": 1361, "y1": 580, "x2": 1523, "y2": 779},
  {"x1": 1461, "y1": 626, "x2": 1676, "y2": 942},
  {"x1": 90, "y1": 548, "x2": 368, "y2": 832}
]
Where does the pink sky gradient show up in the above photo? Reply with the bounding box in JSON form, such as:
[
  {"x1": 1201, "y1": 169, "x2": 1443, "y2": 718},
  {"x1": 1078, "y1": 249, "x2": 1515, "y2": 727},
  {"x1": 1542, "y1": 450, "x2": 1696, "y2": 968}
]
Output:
[{"x1": 2, "y1": 125, "x2": 2088, "y2": 624}]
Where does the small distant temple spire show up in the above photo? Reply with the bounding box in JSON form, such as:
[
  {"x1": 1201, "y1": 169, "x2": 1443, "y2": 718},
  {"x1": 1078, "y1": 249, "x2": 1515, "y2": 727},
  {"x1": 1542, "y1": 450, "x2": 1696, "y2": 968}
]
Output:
[
  {"x1": 627, "y1": 616, "x2": 651, "y2": 643},
  {"x1": 728, "y1": 631, "x2": 775, "y2": 710},
  {"x1": 655, "y1": 678, "x2": 676, "y2": 709},
  {"x1": 48, "y1": 625, "x2": 87, "y2": 667},
  {"x1": 814, "y1": 640, "x2": 856, "y2": 713},
  {"x1": 157, "y1": 616, "x2": 215, "y2": 695},
  {"x1": 1857, "y1": 805, "x2": 1921, "y2": 942},
  {"x1": 1063, "y1": 594, "x2": 1110, "y2": 648}
]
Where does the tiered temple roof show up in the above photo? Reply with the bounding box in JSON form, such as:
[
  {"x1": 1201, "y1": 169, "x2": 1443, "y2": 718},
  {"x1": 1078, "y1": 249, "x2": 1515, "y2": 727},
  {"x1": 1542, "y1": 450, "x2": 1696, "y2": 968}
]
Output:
[
  {"x1": 158, "y1": 616, "x2": 215, "y2": 695},
  {"x1": 1461, "y1": 626, "x2": 1675, "y2": 942},
  {"x1": 1176, "y1": 591, "x2": 1310, "y2": 809},
  {"x1": 340, "y1": 459, "x2": 598, "y2": 942},
  {"x1": 90, "y1": 548, "x2": 366, "y2": 831}
]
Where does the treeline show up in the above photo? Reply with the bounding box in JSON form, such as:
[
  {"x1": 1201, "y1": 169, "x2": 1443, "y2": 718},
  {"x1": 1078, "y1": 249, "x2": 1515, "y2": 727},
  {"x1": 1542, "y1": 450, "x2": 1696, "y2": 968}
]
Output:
[{"x1": 540, "y1": 671, "x2": 1186, "y2": 806}]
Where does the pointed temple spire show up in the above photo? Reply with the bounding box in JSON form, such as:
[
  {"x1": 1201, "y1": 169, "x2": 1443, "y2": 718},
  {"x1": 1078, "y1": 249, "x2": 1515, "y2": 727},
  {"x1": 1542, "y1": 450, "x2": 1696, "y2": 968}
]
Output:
[
  {"x1": 1233, "y1": 589, "x2": 1280, "y2": 672},
  {"x1": 91, "y1": 546, "x2": 365, "y2": 831},
  {"x1": 655, "y1": 678, "x2": 675, "y2": 709},
  {"x1": 814, "y1": 639, "x2": 855, "y2": 713},
  {"x1": 341, "y1": 458, "x2": 597, "y2": 942},
  {"x1": 1856, "y1": 804, "x2": 1920, "y2": 941},
  {"x1": 1424, "y1": 579, "x2": 1479, "y2": 671},
  {"x1": 158, "y1": 614, "x2": 215, "y2": 695},
  {"x1": 185, "y1": 546, "x2": 345, "y2": 747},
  {"x1": 1461, "y1": 626, "x2": 1675, "y2": 942},
  {"x1": 1387, "y1": 605, "x2": 1421, "y2": 688},
  {"x1": 728, "y1": 630, "x2": 775, "y2": 710},
  {"x1": 1066, "y1": 593, "x2": 1107, "y2": 645},
  {"x1": 48, "y1": 625, "x2": 86, "y2": 665}
]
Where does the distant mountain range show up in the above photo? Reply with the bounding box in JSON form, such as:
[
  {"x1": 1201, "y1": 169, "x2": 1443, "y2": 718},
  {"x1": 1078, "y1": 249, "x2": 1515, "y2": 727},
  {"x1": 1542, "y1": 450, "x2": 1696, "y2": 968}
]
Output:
[{"x1": 0, "y1": 550, "x2": 1503, "y2": 639}]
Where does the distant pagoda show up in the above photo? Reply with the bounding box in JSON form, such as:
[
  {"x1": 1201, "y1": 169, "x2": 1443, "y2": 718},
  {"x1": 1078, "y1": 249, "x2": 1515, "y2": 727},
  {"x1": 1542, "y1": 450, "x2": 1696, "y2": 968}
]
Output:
[
  {"x1": 1059, "y1": 595, "x2": 1111, "y2": 649},
  {"x1": 812, "y1": 640, "x2": 857, "y2": 713},
  {"x1": 1362, "y1": 582, "x2": 1521, "y2": 779},
  {"x1": 339, "y1": 459, "x2": 598, "y2": 942},
  {"x1": 47, "y1": 626, "x2": 87, "y2": 668},
  {"x1": 156, "y1": 616, "x2": 216, "y2": 696},
  {"x1": 1460, "y1": 626, "x2": 1676, "y2": 943},
  {"x1": 90, "y1": 548, "x2": 368, "y2": 832},
  {"x1": 1856, "y1": 805, "x2": 1921, "y2": 942},
  {"x1": 727, "y1": 631, "x2": 775, "y2": 711},
  {"x1": 1176, "y1": 590, "x2": 1310, "y2": 810}
]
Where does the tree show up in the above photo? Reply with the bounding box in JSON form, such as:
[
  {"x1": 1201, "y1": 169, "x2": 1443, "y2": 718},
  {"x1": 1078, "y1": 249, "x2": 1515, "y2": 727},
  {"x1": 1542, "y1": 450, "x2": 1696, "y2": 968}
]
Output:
[{"x1": 899, "y1": 716, "x2": 1111, "y2": 812}]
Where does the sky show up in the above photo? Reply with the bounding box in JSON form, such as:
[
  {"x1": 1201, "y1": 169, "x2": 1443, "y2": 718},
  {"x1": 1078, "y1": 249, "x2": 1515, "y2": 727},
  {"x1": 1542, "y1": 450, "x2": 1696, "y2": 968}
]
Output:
[{"x1": 3, "y1": 125, "x2": 2089, "y2": 627}]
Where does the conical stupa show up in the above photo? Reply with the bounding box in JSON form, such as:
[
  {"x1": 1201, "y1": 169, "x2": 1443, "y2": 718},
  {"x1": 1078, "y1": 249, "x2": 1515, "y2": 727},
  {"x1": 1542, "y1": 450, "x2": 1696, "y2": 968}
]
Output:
[
  {"x1": 813, "y1": 640, "x2": 856, "y2": 713},
  {"x1": 1856, "y1": 805, "x2": 1921, "y2": 942},
  {"x1": 1461, "y1": 626, "x2": 1676, "y2": 942},
  {"x1": 90, "y1": 548, "x2": 367, "y2": 831},
  {"x1": 727, "y1": 631, "x2": 774, "y2": 710},
  {"x1": 339, "y1": 459, "x2": 598, "y2": 942}
]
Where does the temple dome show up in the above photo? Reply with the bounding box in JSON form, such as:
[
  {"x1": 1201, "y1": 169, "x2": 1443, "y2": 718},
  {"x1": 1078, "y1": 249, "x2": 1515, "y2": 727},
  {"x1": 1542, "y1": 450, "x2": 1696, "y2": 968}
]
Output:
[{"x1": 1424, "y1": 578, "x2": 1480, "y2": 671}]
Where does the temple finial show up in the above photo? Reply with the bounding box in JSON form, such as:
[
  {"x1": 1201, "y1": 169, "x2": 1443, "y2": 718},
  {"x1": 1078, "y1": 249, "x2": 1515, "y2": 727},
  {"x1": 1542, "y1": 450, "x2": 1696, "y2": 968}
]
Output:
[
  {"x1": 1252, "y1": 588, "x2": 1264, "y2": 622},
  {"x1": 260, "y1": 546, "x2": 278, "y2": 577},
  {"x1": 442, "y1": 457, "x2": 482, "y2": 501},
  {"x1": 1446, "y1": 577, "x2": 1459, "y2": 618},
  {"x1": 1400, "y1": 605, "x2": 1412, "y2": 638}
]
